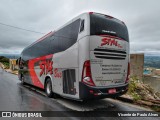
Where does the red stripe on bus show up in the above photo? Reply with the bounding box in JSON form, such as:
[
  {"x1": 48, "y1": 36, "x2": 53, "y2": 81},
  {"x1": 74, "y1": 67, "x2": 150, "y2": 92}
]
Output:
[{"x1": 28, "y1": 54, "x2": 53, "y2": 89}]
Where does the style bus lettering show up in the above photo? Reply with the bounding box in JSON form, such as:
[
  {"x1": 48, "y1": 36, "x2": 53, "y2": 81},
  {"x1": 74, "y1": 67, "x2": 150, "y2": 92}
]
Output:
[
  {"x1": 54, "y1": 68, "x2": 62, "y2": 78},
  {"x1": 39, "y1": 60, "x2": 53, "y2": 77},
  {"x1": 101, "y1": 37, "x2": 122, "y2": 48}
]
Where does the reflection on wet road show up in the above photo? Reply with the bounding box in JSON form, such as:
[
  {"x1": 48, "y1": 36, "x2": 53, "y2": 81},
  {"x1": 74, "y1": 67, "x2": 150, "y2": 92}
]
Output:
[
  {"x1": 0, "y1": 68, "x2": 159, "y2": 120},
  {"x1": 0, "y1": 68, "x2": 69, "y2": 111}
]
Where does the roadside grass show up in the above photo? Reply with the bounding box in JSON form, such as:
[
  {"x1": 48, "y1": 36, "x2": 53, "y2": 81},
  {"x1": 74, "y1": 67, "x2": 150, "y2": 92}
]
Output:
[
  {"x1": 127, "y1": 76, "x2": 142, "y2": 101},
  {"x1": 2, "y1": 62, "x2": 9, "y2": 69},
  {"x1": 127, "y1": 76, "x2": 160, "y2": 112},
  {"x1": 0, "y1": 56, "x2": 9, "y2": 69}
]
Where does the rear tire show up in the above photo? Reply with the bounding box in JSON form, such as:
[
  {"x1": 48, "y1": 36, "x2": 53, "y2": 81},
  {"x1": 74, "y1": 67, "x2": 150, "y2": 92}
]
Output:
[{"x1": 45, "y1": 78, "x2": 54, "y2": 98}]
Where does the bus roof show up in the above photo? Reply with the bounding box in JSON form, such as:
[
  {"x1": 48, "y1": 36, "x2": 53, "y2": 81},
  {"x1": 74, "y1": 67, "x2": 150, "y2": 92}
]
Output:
[{"x1": 22, "y1": 12, "x2": 124, "y2": 54}]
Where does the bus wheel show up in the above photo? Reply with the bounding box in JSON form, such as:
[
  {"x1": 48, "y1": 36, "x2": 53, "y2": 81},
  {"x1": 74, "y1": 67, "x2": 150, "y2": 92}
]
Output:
[{"x1": 45, "y1": 78, "x2": 53, "y2": 98}]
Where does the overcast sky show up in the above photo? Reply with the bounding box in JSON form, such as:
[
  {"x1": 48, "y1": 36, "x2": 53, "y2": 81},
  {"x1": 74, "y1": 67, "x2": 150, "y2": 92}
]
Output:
[{"x1": 0, "y1": 0, "x2": 160, "y2": 55}]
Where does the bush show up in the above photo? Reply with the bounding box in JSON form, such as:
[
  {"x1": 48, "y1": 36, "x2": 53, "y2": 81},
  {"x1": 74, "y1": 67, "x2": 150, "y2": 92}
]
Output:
[
  {"x1": 0, "y1": 56, "x2": 5, "y2": 60},
  {"x1": 2, "y1": 62, "x2": 9, "y2": 69},
  {"x1": 127, "y1": 76, "x2": 142, "y2": 101},
  {"x1": 0, "y1": 57, "x2": 9, "y2": 63},
  {"x1": 0, "y1": 56, "x2": 9, "y2": 69},
  {"x1": 127, "y1": 76, "x2": 160, "y2": 101}
]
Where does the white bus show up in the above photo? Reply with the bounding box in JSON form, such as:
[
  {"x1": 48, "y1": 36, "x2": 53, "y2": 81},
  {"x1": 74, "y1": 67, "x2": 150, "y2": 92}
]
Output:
[{"x1": 18, "y1": 12, "x2": 130, "y2": 100}]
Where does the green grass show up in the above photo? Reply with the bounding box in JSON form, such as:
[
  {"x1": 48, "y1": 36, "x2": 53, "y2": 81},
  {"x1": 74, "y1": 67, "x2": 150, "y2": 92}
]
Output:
[
  {"x1": 2, "y1": 62, "x2": 9, "y2": 69},
  {"x1": 0, "y1": 56, "x2": 9, "y2": 69},
  {"x1": 127, "y1": 76, "x2": 160, "y2": 112},
  {"x1": 127, "y1": 76, "x2": 142, "y2": 101}
]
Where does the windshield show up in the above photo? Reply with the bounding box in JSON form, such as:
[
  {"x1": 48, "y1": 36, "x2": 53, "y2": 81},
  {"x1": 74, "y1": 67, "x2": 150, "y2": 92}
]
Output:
[{"x1": 90, "y1": 13, "x2": 129, "y2": 41}]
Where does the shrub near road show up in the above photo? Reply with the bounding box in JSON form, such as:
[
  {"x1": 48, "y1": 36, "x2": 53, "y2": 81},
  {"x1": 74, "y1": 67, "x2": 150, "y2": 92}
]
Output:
[
  {"x1": 0, "y1": 56, "x2": 9, "y2": 69},
  {"x1": 127, "y1": 76, "x2": 160, "y2": 111}
]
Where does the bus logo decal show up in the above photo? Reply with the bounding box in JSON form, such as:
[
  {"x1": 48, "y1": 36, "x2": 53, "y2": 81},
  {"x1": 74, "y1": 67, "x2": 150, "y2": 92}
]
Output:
[
  {"x1": 39, "y1": 60, "x2": 53, "y2": 77},
  {"x1": 54, "y1": 68, "x2": 62, "y2": 78},
  {"x1": 101, "y1": 37, "x2": 122, "y2": 48}
]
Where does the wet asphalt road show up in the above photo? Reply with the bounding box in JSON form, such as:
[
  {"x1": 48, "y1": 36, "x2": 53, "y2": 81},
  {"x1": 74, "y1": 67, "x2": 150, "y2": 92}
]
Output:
[{"x1": 0, "y1": 67, "x2": 159, "y2": 120}]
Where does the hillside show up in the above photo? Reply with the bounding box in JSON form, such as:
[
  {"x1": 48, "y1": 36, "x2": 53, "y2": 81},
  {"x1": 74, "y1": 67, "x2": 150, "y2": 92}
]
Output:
[
  {"x1": 144, "y1": 55, "x2": 160, "y2": 68},
  {"x1": 0, "y1": 54, "x2": 20, "y2": 59}
]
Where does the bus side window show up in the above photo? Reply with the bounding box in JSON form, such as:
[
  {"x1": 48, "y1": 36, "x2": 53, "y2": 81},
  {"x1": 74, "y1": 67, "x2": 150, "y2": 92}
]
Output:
[
  {"x1": 50, "y1": 36, "x2": 61, "y2": 54},
  {"x1": 54, "y1": 19, "x2": 80, "y2": 53},
  {"x1": 80, "y1": 19, "x2": 84, "y2": 32}
]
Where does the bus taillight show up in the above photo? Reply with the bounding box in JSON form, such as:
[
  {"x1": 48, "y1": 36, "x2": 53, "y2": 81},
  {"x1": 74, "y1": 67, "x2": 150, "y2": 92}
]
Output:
[
  {"x1": 125, "y1": 63, "x2": 130, "y2": 83},
  {"x1": 82, "y1": 60, "x2": 95, "y2": 86}
]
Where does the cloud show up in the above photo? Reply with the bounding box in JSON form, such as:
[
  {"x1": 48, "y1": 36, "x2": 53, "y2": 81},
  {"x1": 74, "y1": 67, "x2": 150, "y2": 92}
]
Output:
[{"x1": 0, "y1": 0, "x2": 160, "y2": 54}]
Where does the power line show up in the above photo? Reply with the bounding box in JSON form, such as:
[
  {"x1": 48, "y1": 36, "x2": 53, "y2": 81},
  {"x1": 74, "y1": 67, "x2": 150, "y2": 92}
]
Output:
[{"x1": 0, "y1": 22, "x2": 45, "y2": 34}]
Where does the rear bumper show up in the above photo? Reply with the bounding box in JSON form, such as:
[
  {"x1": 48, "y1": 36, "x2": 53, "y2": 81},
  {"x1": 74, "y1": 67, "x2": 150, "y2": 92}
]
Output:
[{"x1": 79, "y1": 82, "x2": 128, "y2": 100}]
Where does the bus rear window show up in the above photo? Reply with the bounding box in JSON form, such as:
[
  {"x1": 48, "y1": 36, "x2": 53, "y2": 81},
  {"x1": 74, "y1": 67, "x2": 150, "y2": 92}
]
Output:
[{"x1": 90, "y1": 14, "x2": 129, "y2": 41}]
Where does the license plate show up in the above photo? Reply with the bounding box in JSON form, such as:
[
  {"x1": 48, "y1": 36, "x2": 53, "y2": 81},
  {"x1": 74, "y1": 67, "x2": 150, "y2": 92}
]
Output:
[{"x1": 108, "y1": 88, "x2": 116, "y2": 94}]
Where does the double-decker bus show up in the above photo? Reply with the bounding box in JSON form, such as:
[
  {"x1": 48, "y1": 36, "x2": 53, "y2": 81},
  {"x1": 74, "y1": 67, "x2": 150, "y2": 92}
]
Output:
[{"x1": 18, "y1": 12, "x2": 130, "y2": 100}]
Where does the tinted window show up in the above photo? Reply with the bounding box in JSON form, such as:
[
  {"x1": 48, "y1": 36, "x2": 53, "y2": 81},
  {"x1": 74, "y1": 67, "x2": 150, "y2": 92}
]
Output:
[
  {"x1": 50, "y1": 36, "x2": 62, "y2": 54},
  {"x1": 50, "y1": 36, "x2": 77, "y2": 54},
  {"x1": 22, "y1": 19, "x2": 80, "y2": 60},
  {"x1": 55, "y1": 19, "x2": 80, "y2": 40},
  {"x1": 22, "y1": 48, "x2": 32, "y2": 60},
  {"x1": 59, "y1": 37, "x2": 74, "y2": 51},
  {"x1": 52, "y1": 19, "x2": 80, "y2": 52},
  {"x1": 22, "y1": 36, "x2": 52, "y2": 60},
  {"x1": 90, "y1": 14, "x2": 129, "y2": 41},
  {"x1": 31, "y1": 37, "x2": 51, "y2": 57},
  {"x1": 71, "y1": 19, "x2": 81, "y2": 39},
  {"x1": 55, "y1": 23, "x2": 72, "y2": 38}
]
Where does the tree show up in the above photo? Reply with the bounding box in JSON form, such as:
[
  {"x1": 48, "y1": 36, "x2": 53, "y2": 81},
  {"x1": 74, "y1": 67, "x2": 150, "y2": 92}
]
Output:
[{"x1": 0, "y1": 57, "x2": 9, "y2": 63}]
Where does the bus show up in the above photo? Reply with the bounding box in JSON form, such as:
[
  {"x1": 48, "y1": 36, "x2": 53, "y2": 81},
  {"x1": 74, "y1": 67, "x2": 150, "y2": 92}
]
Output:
[{"x1": 18, "y1": 12, "x2": 130, "y2": 100}]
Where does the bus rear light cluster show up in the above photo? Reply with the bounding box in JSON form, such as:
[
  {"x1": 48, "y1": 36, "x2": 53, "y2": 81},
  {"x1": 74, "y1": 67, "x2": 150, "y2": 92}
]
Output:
[
  {"x1": 82, "y1": 60, "x2": 95, "y2": 86},
  {"x1": 125, "y1": 63, "x2": 130, "y2": 83}
]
